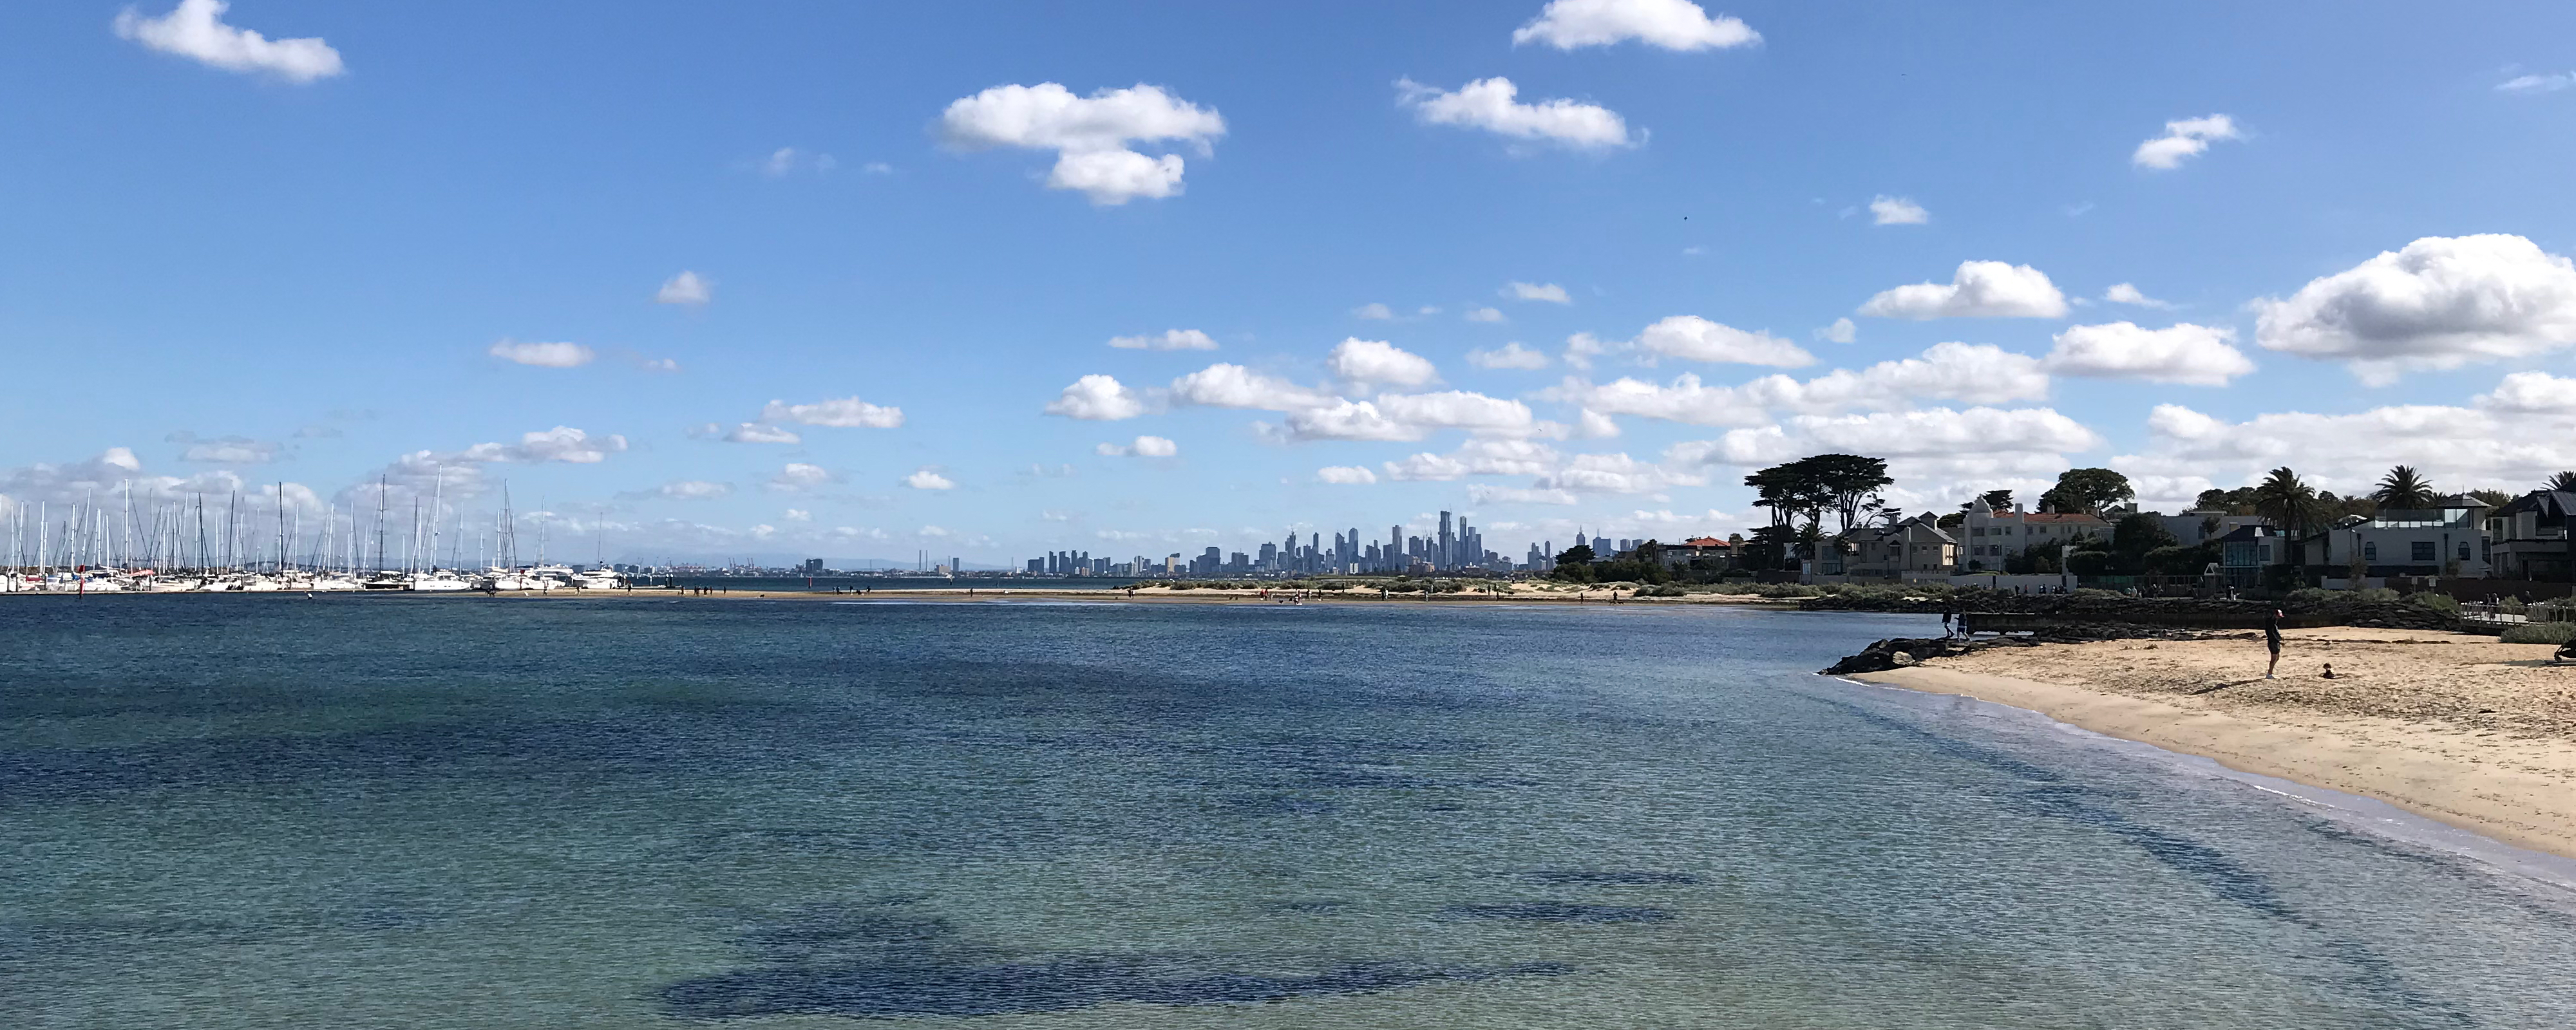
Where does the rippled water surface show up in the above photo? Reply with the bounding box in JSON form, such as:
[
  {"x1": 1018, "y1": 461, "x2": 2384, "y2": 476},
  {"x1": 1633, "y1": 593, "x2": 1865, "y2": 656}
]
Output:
[{"x1": 5, "y1": 596, "x2": 2573, "y2": 1028}]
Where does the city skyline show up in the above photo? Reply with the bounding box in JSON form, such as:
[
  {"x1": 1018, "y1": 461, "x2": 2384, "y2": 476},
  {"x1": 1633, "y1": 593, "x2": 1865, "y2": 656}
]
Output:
[{"x1": 7, "y1": 3, "x2": 2576, "y2": 565}]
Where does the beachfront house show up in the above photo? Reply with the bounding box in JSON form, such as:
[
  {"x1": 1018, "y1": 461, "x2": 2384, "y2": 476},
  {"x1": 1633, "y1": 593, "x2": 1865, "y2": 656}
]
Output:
[
  {"x1": 2485, "y1": 491, "x2": 2576, "y2": 582},
  {"x1": 1958, "y1": 497, "x2": 2112, "y2": 572},
  {"x1": 1649, "y1": 536, "x2": 1736, "y2": 572},
  {"x1": 1810, "y1": 515, "x2": 1957, "y2": 582},
  {"x1": 2214, "y1": 524, "x2": 2293, "y2": 590},
  {"x1": 2158, "y1": 509, "x2": 2269, "y2": 548},
  {"x1": 2306, "y1": 496, "x2": 2491, "y2": 586}
]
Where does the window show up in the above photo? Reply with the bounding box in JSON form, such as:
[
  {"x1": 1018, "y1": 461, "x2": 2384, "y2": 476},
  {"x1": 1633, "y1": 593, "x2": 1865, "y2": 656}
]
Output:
[
  {"x1": 2411, "y1": 541, "x2": 2437, "y2": 563},
  {"x1": 2459, "y1": 541, "x2": 2472, "y2": 561},
  {"x1": 2363, "y1": 542, "x2": 2378, "y2": 561}
]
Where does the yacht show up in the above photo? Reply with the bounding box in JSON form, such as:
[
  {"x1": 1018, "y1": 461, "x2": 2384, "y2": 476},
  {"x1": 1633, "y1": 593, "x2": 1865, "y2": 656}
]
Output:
[
  {"x1": 571, "y1": 568, "x2": 625, "y2": 590},
  {"x1": 411, "y1": 570, "x2": 475, "y2": 592}
]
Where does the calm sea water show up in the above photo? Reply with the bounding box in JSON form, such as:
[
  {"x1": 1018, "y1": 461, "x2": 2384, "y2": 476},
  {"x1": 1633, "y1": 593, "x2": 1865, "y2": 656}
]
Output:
[{"x1": 4, "y1": 596, "x2": 2572, "y2": 1028}]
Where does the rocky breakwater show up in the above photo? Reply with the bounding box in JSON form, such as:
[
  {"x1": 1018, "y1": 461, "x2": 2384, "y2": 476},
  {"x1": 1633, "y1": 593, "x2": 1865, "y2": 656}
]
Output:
[
  {"x1": 1821, "y1": 624, "x2": 2216, "y2": 676},
  {"x1": 1800, "y1": 592, "x2": 2459, "y2": 632}
]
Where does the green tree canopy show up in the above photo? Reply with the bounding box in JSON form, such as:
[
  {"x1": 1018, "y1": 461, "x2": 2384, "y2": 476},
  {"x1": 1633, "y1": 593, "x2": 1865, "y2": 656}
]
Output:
[
  {"x1": 2548, "y1": 471, "x2": 2576, "y2": 492},
  {"x1": 2195, "y1": 486, "x2": 2260, "y2": 514},
  {"x1": 2253, "y1": 466, "x2": 2321, "y2": 534},
  {"x1": 2038, "y1": 467, "x2": 2135, "y2": 515},
  {"x1": 2371, "y1": 465, "x2": 2436, "y2": 509},
  {"x1": 1744, "y1": 453, "x2": 1891, "y2": 533},
  {"x1": 2112, "y1": 512, "x2": 2180, "y2": 561},
  {"x1": 1976, "y1": 488, "x2": 2014, "y2": 510}
]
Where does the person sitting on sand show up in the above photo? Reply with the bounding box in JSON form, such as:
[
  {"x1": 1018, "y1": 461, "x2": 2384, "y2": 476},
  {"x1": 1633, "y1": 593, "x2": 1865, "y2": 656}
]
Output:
[
  {"x1": 2264, "y1": 608, "x2": 2284, "y2": 679},
  {"x1": 2321, "y1": 662, "x2": 2335, "y2": 679}
]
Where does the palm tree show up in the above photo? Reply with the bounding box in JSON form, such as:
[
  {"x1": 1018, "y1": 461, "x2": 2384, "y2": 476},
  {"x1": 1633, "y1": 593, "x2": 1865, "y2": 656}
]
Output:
[
  {"x1": 2371, "y1": 465, "x2": 2436, "y2": 510},
  {"x1": 2253, "y1": 467, "x2": 2321, "y2": 583},
  {"x1": 2548, "y1": 471, "x2": 2576, "y2": 492}
]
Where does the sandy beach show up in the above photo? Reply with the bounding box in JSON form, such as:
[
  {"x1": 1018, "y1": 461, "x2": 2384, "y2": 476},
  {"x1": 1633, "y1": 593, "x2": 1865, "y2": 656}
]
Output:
[{"x1": 1853, "y1": 626, "x2": 2576, "y2": 861}]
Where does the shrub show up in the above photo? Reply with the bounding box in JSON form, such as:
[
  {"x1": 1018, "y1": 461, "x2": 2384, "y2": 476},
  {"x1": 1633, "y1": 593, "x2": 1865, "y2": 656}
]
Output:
[
  {"x1": 1638, "y1": 584, "x2": 1689, "y2": 597},
  {"x1": 2354, "y1": 587, "x2": 2400, "y2": 603},
  {"x1": 2499, "y1": 597, "x2": 2528, "y2": 615},
  {"x1": 2410, "y1": 592, "x2": 2460, "y2": 614},
  {"x1": 2501, "y1": 621, "x2": 2576, "y2": 644}
]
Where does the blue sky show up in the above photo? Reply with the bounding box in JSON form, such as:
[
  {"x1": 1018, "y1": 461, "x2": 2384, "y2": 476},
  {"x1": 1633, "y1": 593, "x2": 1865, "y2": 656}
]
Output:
[{"x1": 6, "y1": 1, "x2": 2576, "y2": 565}]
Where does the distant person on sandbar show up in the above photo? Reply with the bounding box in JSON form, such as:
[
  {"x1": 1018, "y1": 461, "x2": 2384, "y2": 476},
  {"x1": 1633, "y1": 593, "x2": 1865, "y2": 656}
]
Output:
[{"x1": 2264, "y1": 608, "x2": 2284, "y2": 679}]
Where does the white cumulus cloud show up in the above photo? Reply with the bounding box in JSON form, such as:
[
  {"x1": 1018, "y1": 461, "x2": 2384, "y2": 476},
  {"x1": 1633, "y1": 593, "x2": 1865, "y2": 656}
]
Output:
[
  {"x1": 656, "y1": 271, "x2": 710, "y2": 305},
  {"x1": 1044, "y1": 375, "x2": 1151, "y2": 420},
  {"x1": 2132, "y1": 114, "x2": 2242, "y2": 170},
  {"x1": 2476, "y1": 370, "x2": 2576, "y2": 413},
  {"x1": 1168, "y1": 364, "x2": 1334, "y2": 411},
  {"x1": 452, "y1": 426, "x2": 629, "y2": 465},
  {"x1": 1097, "y1": 435, "x2": 1179, "y2": 458},
  {"x1": 1465, "y1": 307, "x2": 1507, "y2": 323},
  {"x1": 939, "y1": 82, "x2": 1225, "y2": 205},
  {"x1": 1353, "y1": 303, "x2": 1395, "y2": 320},
  {"x1": 656, "y1": 480, "x2": 733, "y2": 500},
  {"x1": 2043, "y1": 322, "x2": 2253, "y2": 386},
  {"x1": 1815, "y1": 317, "x2": 1857, "y2": 343},
  {"x1": 2102, "y1": 283, "x2": 2172, "y2": 308},
  {"x1": 1468, "y1": 342, "x2": 1550, "y2": 370},
  {"x1": 1507, "y1": 281, "x2": 1572, "y2": 304},
  {"x1": 1383, "y1": 438, "x2": 1562, "y2": 482},
  {"x1": 715, "y1": 422, "x2": 801, "y2": 445},
  {"x1": 1108, "y1": 328, "x2": 1218, "y2": 350},
  {"x1": 1555, "y1": 341, "x2": 2048, "y2": 426},
  {"x1": 113, "y1": 0, "x2": 343, "y2": 83},
  {"x1": 1670, "y1": 407, "x2": 2103, "y2": 482},
  {"x1": 1512, "y1": 0, "x2": 1759, "y2": 50},
  {"x1": 1316, "y1": 466, "x2": 1379, "y2": 485},
  {"x1": 2253, "y1": 234, "x2": 2576, "y2": 384},
  {"x1": 1281, "y1": 391, "x2": 1536, "y2": 442},
  {"x1": 488, "y1": 340, "x2": 595, "y2": 368},
  {"x1": 1328, "y1": 339, "x2": 1439, "y2": 388},
  {"x1": 1604, "y1": 315, "x2": 1815, "y2": 367},
  {"x1": 1398, "y1": 78, "x2": 1635, "y2": 150},
  {"x1": 1859, "y1": 260, "x2": 2069, "y2": 319},
  {"x1": 904, "y1": 469, "x2": 956, "y2": 491},
  {"x1": 1869, "y1": 196, "x2": 1929, "y2": 225},
  {"x1": 768, "y1": 463, "x2": 835, "y2": 492},
  {"x1": 762, "y1": 397, "x2": 904, "y2": 428},
  {"x1": 2119, "y1": 391, "x2": 2576, "y2": 499},
  {"x1": 2499, "y1": 71, "x2": 2576, "y2": 94}
]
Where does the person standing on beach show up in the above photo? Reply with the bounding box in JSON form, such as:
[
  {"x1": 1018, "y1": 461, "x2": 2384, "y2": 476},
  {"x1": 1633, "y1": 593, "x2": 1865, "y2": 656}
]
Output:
[{"x1": 2264, "y1": 608, "x2": 2284, "y2": 679}]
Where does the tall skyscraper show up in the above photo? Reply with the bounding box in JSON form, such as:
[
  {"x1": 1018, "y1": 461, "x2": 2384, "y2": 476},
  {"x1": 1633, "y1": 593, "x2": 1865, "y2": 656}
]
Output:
[{"x1": 1437, "y1": 511, "x2": 1453, "y2": 570}]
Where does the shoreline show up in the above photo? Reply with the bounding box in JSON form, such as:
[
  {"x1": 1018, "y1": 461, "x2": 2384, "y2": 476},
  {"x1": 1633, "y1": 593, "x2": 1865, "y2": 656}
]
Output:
[
  {"x1": 1, "y1": 585, "x2": 1812, "y2": 606},
  {"x1": 1850, "y1": 652, "x2": 2576, "y2": 863}
]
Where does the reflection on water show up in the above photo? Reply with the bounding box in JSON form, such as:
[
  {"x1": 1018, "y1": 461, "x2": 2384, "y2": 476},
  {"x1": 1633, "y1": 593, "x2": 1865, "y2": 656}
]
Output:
[{"x1": 2, "y1": 596, "x2": 2571, "y2": 1028}]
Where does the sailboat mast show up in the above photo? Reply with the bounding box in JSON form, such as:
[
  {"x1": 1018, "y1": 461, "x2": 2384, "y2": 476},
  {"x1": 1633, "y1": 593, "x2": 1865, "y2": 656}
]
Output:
[{"x1": 428, "y1": 464, "x2": 445, "y2": 572}]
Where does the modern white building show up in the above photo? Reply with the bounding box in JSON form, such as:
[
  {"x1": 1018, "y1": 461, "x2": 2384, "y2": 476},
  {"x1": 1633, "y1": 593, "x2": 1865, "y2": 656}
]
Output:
[
  {"x1": 2307, "y1": 500, "x2": 2491, "y2": 584},
  {"x1": 1959, "y1": 497, "x2": 2110, "y2": 572}
]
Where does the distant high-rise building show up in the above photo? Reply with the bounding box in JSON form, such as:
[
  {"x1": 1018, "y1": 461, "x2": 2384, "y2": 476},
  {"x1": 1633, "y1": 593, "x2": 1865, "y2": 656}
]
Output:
[{"x1": 803, "y1": 557, "x2": 824, "y2": 574}]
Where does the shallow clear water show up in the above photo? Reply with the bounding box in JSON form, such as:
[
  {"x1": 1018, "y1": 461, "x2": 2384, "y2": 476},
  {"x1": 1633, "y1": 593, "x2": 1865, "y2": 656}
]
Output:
[{"x1": 3, "y1": 596, "x2": 2572, "y2": 1028}]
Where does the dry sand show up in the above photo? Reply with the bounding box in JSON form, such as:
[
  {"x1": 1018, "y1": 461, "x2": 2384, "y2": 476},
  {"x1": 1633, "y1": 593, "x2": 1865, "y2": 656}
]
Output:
[{"x1": 1853, "y1": 626, "x2": 2576, "y2": 860}]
